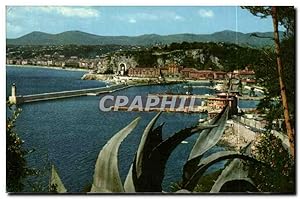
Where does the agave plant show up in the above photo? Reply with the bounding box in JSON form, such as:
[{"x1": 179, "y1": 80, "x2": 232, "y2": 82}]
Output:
[
  {"x1": 50, "y1": 165, "x2": 67, "y2": 193},
  {"x1": 50, "y1": 104, "x2": 261, "y2": 193},
  {"x1": 210, "y1": 141, "x2": 258, "y2": 192},
  {"x1": 90, "y1": 104, "x2": 261, "y2": 193}
]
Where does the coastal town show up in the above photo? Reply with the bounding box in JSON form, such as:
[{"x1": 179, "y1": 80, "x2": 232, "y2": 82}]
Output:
[{"x1": 6, "y1": 54, "x2": 256, "y2": 82}]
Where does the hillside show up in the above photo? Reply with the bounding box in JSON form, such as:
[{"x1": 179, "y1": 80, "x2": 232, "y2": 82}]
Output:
[{"x1": 6, "y1": 30, "x2": 280, "y2": 48}]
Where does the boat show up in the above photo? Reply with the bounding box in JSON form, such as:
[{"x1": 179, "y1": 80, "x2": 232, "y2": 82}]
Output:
[
  {"x1": 86, "y1": 93, "x2": 97, "y2": 96},
  {"x1": 198, "y1": 118, "x2": 207, "y2": 123},
  {"x1": 198, "y1": 113, "x2": 208, "y2": 123}
]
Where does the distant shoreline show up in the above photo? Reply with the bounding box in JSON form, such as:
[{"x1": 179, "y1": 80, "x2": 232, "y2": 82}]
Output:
[
  {"x1": 185, "y1": 79, "x2": 223, "y2": 83},
  {"x1": 6, "y1": 64, "x2": 91, "y2": 72}
]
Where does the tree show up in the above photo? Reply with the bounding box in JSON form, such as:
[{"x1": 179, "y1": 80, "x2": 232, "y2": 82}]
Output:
[
  {"x1": 271, "y1": 7, "x2": 294, "y2": 157},
  {"x1": 7, "y1": 105, "x2": 28, "y2": 192},
  {"x1": 249, "y1": 132, "x2": 295, "y2": 192},
  {"x1": 243, "y1": 6, "x2": 295, "y2": 158}
]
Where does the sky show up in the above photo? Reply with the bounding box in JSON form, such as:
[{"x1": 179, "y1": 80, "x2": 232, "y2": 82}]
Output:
[{"x1": 6, "y1": 6, "x2": 284, "y2": 38}]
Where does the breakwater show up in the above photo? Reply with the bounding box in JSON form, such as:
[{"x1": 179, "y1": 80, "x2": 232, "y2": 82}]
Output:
[
  {"x1": 9, "y1": 82, "x2": 183, "y2": 105},
  {"x1": 9, "y1": 84, "x2": 130, "y2": 105}
]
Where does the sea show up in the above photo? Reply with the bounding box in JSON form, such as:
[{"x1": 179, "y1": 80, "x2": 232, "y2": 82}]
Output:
[{"x1": 6, "y1": 65, "x2": 259, "y2": 192}]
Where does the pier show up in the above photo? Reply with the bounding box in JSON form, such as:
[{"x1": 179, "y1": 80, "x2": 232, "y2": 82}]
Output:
[
  {"x1": 110, "y1": 106, "x2": 208, "y2": 113},
  {"x1": 8, "y1": 82, "x2": 183, "y2": 105},
  {"x1": 8, "y1": 84, "x2": 132, "y2": 105},
  {"x1": 148, "y1": 93, "x2": 264, "y2": 100},
  {"x1": 9, "y1": 82, "x2": 264, "y2": 106}
]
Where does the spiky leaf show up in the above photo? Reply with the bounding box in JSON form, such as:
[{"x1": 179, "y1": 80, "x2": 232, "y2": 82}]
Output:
[
  {"x1": 216, "y1": 179, "x2": 258, "y2": 192},
  {"x1": 183, "y1": 105, "x2": 229, "y2": 182},
  {"x1": 124, "y1": 111, "x2": 217, "y2": 192},
  {"x1": 176, "y1": 189, "x2": 191, "y2": 193},
  {"x1": 50, "y1": 165, "x2": 67, "y2": 193},
  {"x1": 183, "y1": 151, "x2": 258, "y2": 191},
  {"x1": 135, "y1": 112, "x2": 161, "y2": 179},
  {"x1": 189, "y1": 105, "x2": 229, "y2": 160},
  {"x1": 90, "y1": 117, "x2": 140, "y2": 192},
  {"x1": 141, "y1": 124, "x2": 218, "y2": 191},
  {"x1": 210, "y1": 142, "x2": 256, "y2": 193},
  {"x1": 123, "y1": 164, "x2": 135, "y2": 192},
  {"x1": 124, "y1": 122, "x2": 164, "y2": 192}
]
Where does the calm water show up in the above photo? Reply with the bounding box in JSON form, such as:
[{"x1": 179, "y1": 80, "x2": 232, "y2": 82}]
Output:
[
  {"x1": 6, "y1": 65, "x2": 107, "y2": 96},
  {"x1": 6, "y1": 66, "x2": 257, "y2": 192}
]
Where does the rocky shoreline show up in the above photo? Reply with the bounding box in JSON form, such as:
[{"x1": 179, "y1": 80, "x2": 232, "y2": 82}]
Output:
[
  {"x1": 218, "y1": 120, "x2": 257, "y2": 151},
  {"x1": 81, "y1": 73, "x2": 114, "y2": 81}
]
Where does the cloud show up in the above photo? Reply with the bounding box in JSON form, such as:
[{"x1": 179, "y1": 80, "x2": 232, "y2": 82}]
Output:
[
  {"x1": 115, "y1": 12, "x2": 158, "y2": 23},
  {"x1": 38, "y1": 6, "x2": 100, "y2": 18},
  {"x1": 198, "y1": 9, "x2": 214, "y2": 18},
  {"x1": 6, "y1": 6, "x2": 100, "y2": 19},
  {"x1": 7, "y1": 22, "x2": 23, "y2": 34},
  {"x1": 158, "y1": 11, "x2": 185, "y2": 21},
  {"x1": 174, "y1": 15, "x2": 184, "y2": 21},
  {"x1": 130, "y1": 13, "x2": 159, "y2": 21},
  {"x1": 115, "y1": 11, "x2": 184, "y2": 23},
  {"x1": 128, "y1": 18, "x2": 137, "y2": 23},
  {"x1": 6, "y1": 6, "x2": 101, "y2": 38}
]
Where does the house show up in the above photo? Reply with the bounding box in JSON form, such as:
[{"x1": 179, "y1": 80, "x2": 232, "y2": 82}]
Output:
[
  {"x1": 128, "y1": 67, "x2": 160, "y2": 78},
  {"x1": 180, "y1": 68, "x2": 197, "y2": 78},
  {"x1": 181, "y1": 68, "x2": 226, "y2": 80},
  {"x1": 233, "y1": 67, "x2": 255, "y2": 79},
  {"x1": 214, "y1": 71, "x2": 227, "y2": 79},
  {"x1": 206, "y1": 97, "x2": 233, "y2": 109}
]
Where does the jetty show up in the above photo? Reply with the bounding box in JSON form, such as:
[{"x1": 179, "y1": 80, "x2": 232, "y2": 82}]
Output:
[
  {"x1": 110, "y1": 106, "x2": 211, "y2": 114},
  {"x1": 8, "y1": 83, "x2": 132, "y2": 105},
  {"x1": 8, "y1": 81, "x2": 183, "y2": 105},
  {"x1": 148, "y1": 93, "x2": 264, "y2": 101}
]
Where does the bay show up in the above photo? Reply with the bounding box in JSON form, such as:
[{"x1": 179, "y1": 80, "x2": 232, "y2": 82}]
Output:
[{"x1": 6, "y1": 65, "x2": 257, "y2": 192}]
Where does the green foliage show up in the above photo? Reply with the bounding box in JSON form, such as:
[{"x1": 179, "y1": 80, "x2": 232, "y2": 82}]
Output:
[
  {"x1": 153, "y1": 42, "x2": 267, "y2": 71},
  {"x1": 281, "y1": 37, "x2": 295, "y2": 123},
  {"x1": 244, "y1": 6, "x2": 295, "y2": 130},
  {"x1": 134, "y1": 50, "x2": 157, "y2": 67},
  {"x1": 6, "y1": 44, "x2": 134, "y2": 59},
  {"x1": 242, "y1": 6, "x2": 295, "y2": 37},
  {"x1": 103, "y1": 68, "x2": 114, "y2": 74},
  {"x1": 6, "y1": 103, "x2": 43, "y2": 192},
  {"x1": 7, "y1": 30, "x2": 278, "y2": 47},
  {"x1": 193, "y1": 169, "x2": 223, "y2": 192},
  {"x1": 248, "y1": 133, "x2": 295, "y2": 193},
  {"x1": 254, "y1": 37, "x2": 295, "y2": 130},
  {"x1": 6, "y1": 105, "x2": 28, "y2": 192},
  {"x1": 182, "y1": 56, "x2": 199, "y2": 68}
]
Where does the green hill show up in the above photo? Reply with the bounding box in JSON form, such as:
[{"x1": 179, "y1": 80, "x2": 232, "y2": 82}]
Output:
[{"x1": 7, "y1": 30, "x2": 280, "y2": 48}]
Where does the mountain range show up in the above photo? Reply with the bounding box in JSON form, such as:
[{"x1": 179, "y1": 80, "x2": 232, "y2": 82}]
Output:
[{"x1": 7, "y1": 30, "x2": 279, "y2": 47}]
